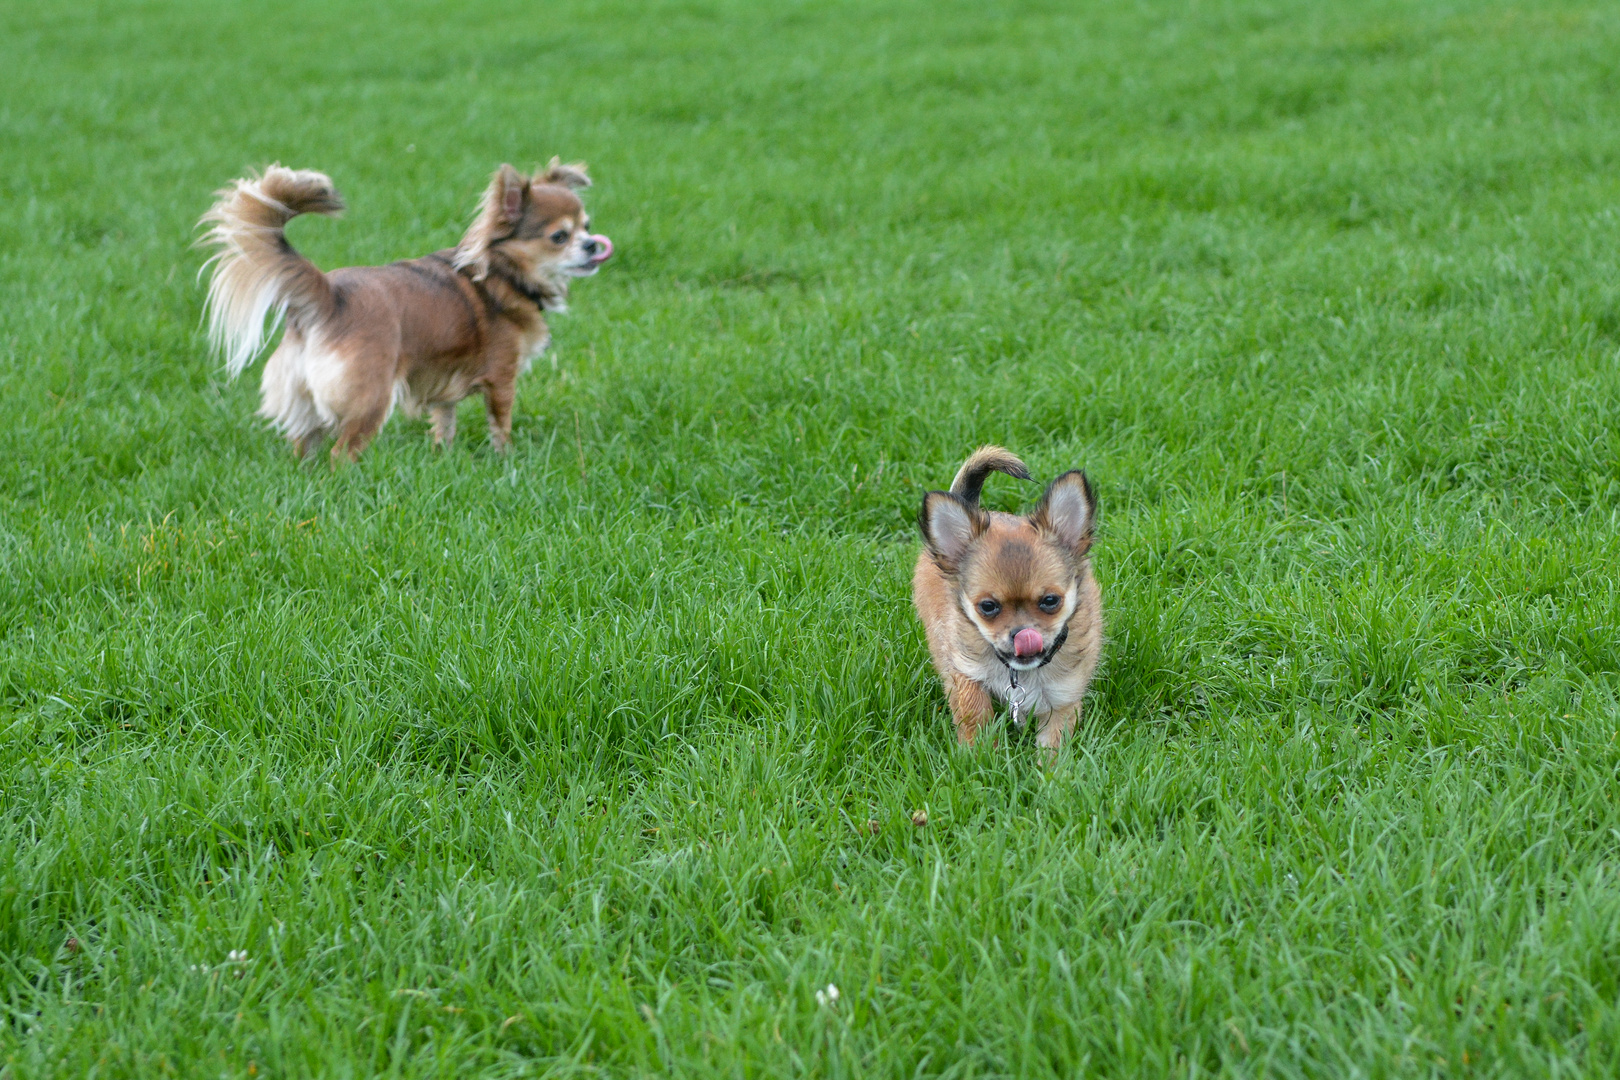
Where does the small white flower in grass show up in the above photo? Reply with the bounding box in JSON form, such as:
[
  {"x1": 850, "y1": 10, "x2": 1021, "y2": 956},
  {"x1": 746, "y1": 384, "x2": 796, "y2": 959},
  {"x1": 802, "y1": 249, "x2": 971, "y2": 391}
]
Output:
[
  {"x1": 815, "y1": 983, "x2": 840, "y2": 1008},
  {"x1": 228, "y1": 950, "x2": 249, "y2": 963}
]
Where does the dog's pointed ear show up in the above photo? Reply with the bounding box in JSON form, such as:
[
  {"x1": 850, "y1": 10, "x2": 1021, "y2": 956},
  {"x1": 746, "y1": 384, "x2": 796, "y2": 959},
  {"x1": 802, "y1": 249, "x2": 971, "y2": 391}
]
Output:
[
  {"x1": 920, "y1": 491, "x2": 985, "y2": 573},
  {"x1": 539, "y1": 155, "x2": 591, "y2": 191},
  {"x1": 495, "y1": 163, "x2": 527, "y2": 222},
  {"x1": 454, "y1": 164, "x2": 529, "y2": 280},
  {"x1": 1030, "y1": 471, "x2": 1096, "y2": 557}
]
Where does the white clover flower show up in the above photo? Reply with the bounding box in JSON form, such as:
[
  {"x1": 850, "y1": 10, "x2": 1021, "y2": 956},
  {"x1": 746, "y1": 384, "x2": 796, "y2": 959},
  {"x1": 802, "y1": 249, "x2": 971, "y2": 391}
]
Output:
[{"x1": 815, "y1": 983, "x2": 840, "y2": 1007}]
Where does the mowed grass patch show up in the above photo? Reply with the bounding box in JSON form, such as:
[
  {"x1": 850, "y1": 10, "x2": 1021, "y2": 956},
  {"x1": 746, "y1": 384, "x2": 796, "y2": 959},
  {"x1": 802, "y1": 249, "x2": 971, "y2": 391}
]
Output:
[{"x1": 3, "y1": 0, "x2": 1620, "y2": 1075}]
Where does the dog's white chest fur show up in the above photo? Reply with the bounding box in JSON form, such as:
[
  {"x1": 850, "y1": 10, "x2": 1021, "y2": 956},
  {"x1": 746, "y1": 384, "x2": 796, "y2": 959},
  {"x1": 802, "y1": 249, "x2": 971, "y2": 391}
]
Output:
[
  {"x1": 958, "y1": 647, "x2": 1063, "y2": 715},
  {"x1": 518, "y1": 325, "x2": 552, "y2": 375}
]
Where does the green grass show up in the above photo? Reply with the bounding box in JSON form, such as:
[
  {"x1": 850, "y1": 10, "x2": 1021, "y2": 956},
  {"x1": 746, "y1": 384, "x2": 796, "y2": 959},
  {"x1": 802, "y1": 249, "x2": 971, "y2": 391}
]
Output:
[{"x1": 3, "y1": 0, "x2": 1620, "y2": 1074}]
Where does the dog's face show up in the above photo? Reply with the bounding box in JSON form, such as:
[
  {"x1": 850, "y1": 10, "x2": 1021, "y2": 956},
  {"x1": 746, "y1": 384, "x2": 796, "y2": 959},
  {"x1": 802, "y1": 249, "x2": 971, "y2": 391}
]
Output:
[
  {"x1": 920, "y1": 472, "x2": 1096, "y2": 670},
  {"x1": 458, "y1": 160, "x2": 613, "y2": 283},
  {"x1": 501, "y1": 182, "x2": 614, "y2": 279}
]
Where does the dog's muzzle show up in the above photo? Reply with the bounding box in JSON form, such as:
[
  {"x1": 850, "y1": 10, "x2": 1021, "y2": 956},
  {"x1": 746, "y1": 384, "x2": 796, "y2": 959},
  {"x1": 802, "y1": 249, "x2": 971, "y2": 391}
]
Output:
[
  {"x1": 997, "y1": 625, "x2": 1070, "y2": 672},
  {"x1": 580, "y1": 233, "x2": 613, "y2": 271}
]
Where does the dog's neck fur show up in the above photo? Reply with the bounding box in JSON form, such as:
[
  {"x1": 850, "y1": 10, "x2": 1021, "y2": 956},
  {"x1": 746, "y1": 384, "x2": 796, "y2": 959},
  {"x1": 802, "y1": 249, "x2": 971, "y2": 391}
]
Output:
[{"x1": 481, "y1": 253, "x2": 568, "y2": 314}]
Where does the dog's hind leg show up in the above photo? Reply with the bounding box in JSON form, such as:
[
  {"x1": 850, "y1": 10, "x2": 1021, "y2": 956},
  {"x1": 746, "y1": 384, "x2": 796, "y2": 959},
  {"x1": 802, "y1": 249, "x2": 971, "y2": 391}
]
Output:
[
  {"x1": 327, "y1": 378, "x2": 394, "y2": 463},
  {"x1": 331, "y1": 414, "x2": 383, "y2": 462},
  {"x1": 293, "y1": 431, "x2": 325, "y2": 460},
  {"x1": 330, "y1": 395, "x2": 392, "y2": 463},
  {"x1": 260, "y1": 336, "x2": 328, "y2": 457},
  {"x1": 430, "y1": 403, "x2": 458, "y2": 448}
]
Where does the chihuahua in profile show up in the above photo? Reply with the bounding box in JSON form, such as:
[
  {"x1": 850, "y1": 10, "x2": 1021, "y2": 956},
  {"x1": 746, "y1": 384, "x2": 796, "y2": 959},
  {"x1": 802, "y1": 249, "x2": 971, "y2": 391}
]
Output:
[
  {"x1": 913, "y1": 446, "x2": 1103, "y2": 752},
  {"x1": 199, "y1": 159, "x2": 612, "y2": 461}
]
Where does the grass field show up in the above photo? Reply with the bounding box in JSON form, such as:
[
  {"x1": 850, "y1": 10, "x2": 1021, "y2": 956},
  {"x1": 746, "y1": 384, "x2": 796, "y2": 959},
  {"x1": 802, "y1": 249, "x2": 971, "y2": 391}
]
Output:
[{"x1": 4, "y1": 0, "x2": 1620, "y2": 1075}]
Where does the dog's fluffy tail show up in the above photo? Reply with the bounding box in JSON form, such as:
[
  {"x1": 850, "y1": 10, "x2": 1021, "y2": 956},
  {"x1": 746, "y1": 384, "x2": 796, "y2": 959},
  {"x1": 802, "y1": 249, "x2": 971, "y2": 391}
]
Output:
[
  {"x1": 950, "y1": 445, "x2": 1031, "y2": 508},
  {"x1": 198, "y1": 166, "x2": 344, "y2": 378}
]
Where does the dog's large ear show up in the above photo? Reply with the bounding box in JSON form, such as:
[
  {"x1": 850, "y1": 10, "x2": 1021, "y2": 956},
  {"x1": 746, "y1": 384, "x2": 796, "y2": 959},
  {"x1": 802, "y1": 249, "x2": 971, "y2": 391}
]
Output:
[
  {"x1": 920, "y1": 491, "x2": 985, "y2": 574},
  {"x1": 496, "y1": 163, "x2": 527, "y2": 222},
  {"x1": 454, "y1": 164, "x2": 530, "y2": 280},
  {"x1": 1030, "y1": 471, "x2": 1096, "y2": 558},
  {"x1": 539, "y1": 156, "x2": 591, "y2": 191}
]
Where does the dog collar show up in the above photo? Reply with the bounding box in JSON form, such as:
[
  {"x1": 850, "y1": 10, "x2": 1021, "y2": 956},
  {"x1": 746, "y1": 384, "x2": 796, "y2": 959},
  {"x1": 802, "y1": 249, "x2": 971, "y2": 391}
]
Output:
[
  {"x1": 428, "y1": 252, "x2": 552, "y2": 312},
  {"x1": 486, "y1": 263, "x2": 550, "y2": 309}
]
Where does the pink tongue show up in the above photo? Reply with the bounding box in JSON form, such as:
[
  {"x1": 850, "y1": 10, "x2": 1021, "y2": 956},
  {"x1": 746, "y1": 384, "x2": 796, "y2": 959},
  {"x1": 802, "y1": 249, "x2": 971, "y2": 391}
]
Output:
[
  {"x1": 1014, "y1": 628, "x2": 1044, "y2": 658},
  {"x1": 589, "y1": 234, "x2": 613, "y2": 262}
]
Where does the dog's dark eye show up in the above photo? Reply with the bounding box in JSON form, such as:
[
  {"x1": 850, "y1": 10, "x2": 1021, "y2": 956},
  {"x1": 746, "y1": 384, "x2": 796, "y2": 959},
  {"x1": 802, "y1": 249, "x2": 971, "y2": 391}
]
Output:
[
  {"x1": 549, "y1": 229, "x2": 570, "y2": 244},
  {"x1": 1039, "y1": 593, "x2": 1062, "y2": 613},
  {"x1": 977, "y1": 598, "x2": 1001, "y2": 618}
]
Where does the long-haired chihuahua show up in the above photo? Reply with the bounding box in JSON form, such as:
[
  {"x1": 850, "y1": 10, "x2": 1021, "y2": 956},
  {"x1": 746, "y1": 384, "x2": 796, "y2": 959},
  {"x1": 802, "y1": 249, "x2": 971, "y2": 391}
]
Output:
[
  {"x1": 913, "y1": 446, "x2": 1104, "y2": 753},
  {"x1": 199, "y1": 159, "x2": 612, "y2": 460}
]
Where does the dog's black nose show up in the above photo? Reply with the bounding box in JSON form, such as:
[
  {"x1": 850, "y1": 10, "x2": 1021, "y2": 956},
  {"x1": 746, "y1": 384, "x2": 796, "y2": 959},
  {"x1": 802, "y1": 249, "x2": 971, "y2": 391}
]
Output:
[{"x1": 582, "y1": 238, "x2": 600, "y2": 255}]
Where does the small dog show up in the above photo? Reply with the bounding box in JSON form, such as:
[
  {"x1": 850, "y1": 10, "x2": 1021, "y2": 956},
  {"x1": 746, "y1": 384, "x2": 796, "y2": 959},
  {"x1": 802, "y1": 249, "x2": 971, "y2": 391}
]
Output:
[
  {"x1": 199, "y1": 159, "x2": 613, "y2": 460},
  {"x1": 913, "y1": 446, "x2": 1103, "y2": 752}
]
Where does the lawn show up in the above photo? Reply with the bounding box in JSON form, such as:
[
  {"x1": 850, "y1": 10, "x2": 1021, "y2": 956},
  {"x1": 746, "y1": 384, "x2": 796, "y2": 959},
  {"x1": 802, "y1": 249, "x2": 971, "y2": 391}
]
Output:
[{"x1": 3, "y1": 0, "x2": 1620, "y2": 1075}]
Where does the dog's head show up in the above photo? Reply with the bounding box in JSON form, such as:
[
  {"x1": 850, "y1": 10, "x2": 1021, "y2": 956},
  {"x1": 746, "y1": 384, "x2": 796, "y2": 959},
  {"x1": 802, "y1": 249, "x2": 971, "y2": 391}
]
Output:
[
  {"x1": 919, "y1": 470, "x2": 1097, "y2": 671},
  {"x1": 454, "y1": 158, "x2": 613, "y2": 287}
]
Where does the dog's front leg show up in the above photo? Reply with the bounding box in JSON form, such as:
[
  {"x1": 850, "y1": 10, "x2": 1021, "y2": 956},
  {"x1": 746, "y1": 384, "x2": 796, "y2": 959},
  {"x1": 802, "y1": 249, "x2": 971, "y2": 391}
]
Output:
[
  {"x1": 485, "y1": 382, "x2": 515, "y2": 452},
  {"x1": 430, "y1": 403, "x2": 458, "y2": 448},
  {"x1": 947, "y1": 674, "x2": 992, "y2": 746},
  {"x1": 1035, "y1": 703, "x2": 1080, "y2": 754}
]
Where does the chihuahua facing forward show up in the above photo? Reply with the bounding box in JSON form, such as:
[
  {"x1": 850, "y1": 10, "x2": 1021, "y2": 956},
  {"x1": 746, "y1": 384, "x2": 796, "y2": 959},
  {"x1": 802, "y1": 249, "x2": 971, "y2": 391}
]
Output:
[
  {"x1": 913, "y1": 446, "x2": 1103, "y2": 752},
  {"x1": 199, "y1": 159, "x2": 612, "y2": 461}
]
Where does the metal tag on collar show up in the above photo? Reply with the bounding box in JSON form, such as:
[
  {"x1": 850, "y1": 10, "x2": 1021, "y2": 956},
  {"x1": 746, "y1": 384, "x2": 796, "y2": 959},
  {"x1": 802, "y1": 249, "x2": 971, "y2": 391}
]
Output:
[{"x1": 1008, "y1": 667, "x2": 1027, "y2": 728}]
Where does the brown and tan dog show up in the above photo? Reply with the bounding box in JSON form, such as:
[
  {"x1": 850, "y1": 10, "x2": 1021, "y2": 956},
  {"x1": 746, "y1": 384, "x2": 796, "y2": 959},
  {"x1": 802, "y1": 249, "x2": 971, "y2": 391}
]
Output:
[
  {"x1": 199, "y1": 160, "x2": 612, "y2": 460},
  {"x1": 913, "y1": 446, "x2": 1103, "y2": 752}
]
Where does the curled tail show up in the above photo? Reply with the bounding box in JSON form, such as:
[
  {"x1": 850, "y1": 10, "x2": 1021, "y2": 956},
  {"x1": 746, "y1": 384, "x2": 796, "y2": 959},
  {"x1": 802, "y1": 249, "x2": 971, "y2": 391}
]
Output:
[
  {"x1": 198, "y1": 166, "x2": 344, "y2": 377},
  {"x1": 950, "y1": 445, "x2": 1031, "y2": 508}
]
